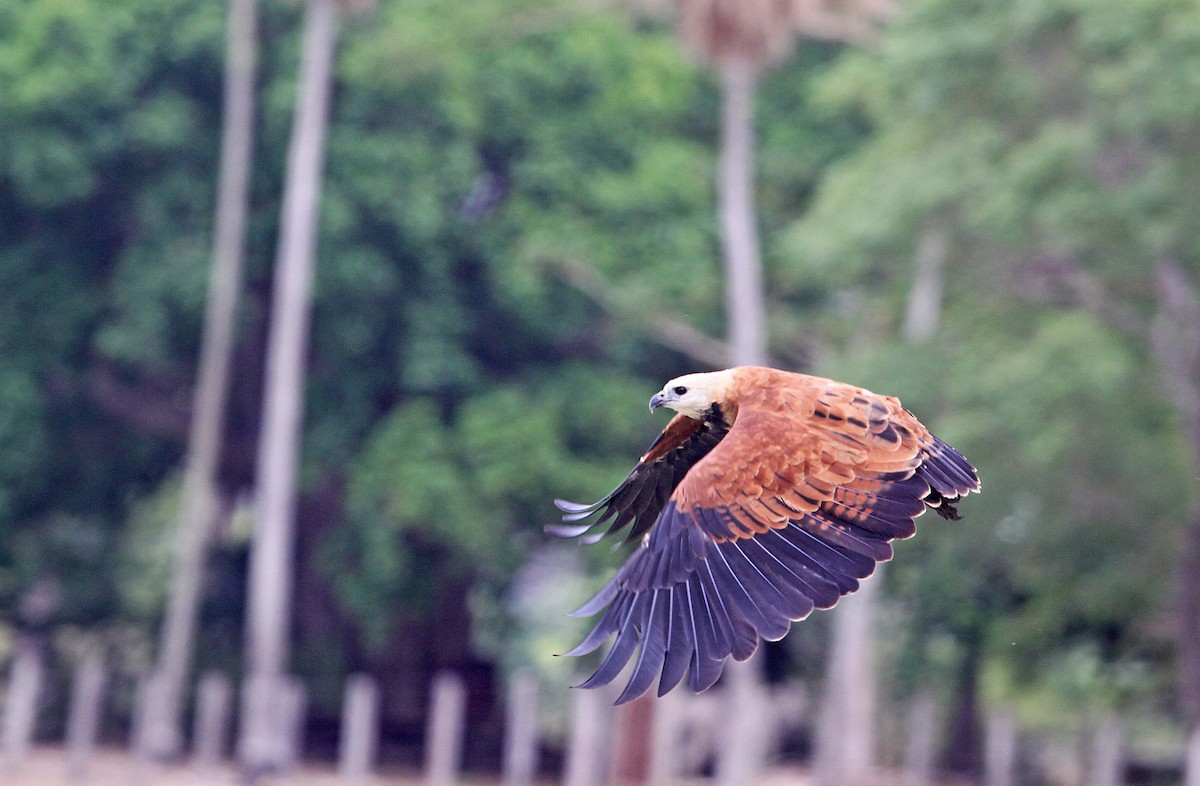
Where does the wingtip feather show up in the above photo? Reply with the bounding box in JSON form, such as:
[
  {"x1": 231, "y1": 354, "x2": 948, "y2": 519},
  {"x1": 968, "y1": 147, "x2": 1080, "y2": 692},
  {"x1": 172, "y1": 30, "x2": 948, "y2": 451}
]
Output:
[{"x1": 545, "y1": 523, "x2": 598, "y2": 538}]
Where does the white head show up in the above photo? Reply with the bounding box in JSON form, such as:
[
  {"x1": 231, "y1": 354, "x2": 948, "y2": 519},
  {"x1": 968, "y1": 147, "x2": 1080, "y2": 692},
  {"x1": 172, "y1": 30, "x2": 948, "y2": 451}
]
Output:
[{"x1": 648, "y1": 370, "x2": 736, "y2": 419}]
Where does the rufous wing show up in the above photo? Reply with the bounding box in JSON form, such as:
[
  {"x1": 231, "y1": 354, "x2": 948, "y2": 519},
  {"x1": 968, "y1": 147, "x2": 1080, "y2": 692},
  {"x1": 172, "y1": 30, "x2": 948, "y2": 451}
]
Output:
[{"x1": 562, "y1": 375, "x2": 979, "y2": 705}]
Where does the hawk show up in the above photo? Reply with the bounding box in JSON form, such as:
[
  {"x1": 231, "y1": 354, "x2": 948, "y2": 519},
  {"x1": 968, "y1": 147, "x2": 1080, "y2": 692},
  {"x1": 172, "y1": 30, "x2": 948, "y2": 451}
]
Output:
[{"x1": 552, "y1": 366, "x2": 979, "y2": 704}]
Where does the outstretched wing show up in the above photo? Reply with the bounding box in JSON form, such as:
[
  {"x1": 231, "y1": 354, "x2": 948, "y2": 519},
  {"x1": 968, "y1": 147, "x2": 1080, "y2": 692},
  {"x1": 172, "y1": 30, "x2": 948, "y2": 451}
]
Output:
[
  {"x1": 550, "y1": 412, "x2": 731, "y2": 545},
  {"x1": 559, "y1": 376, "x2": 979, "y2": 705}
]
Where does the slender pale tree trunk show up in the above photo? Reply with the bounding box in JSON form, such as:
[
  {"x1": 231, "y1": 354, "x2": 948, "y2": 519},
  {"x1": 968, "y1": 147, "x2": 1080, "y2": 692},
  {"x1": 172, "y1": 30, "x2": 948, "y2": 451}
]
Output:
[
  {"x1": 1150, "y1": 259, "x2": 1200, "y2": 769},
  {"x1": 816, "y1": 223, "x2": 951, "y2": 786},
  {"x1": 717, "y1": 54, "x2": 768, "y2": 368},
  {"x1": 141, "y1": 0, "x2": 258, "y2": 760},
  {"x1": 239, "y1": 0, "x2": 339, "y2": 773},
  {"x1": 903, "y1": 225, "x2": 950, "y2": 344},
  {"x1": 713, "y1": 53, "x2": 772, "y2": 786},
  {"x1": 815, "y1": 575, "x2": 880, "y2": 786}
]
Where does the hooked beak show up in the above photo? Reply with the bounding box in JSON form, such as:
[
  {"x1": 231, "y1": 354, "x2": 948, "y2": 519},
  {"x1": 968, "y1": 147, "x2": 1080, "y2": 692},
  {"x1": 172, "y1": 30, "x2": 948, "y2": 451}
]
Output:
[{"x1": 649, "y1": 391, "x2": 667, "y2": 412}]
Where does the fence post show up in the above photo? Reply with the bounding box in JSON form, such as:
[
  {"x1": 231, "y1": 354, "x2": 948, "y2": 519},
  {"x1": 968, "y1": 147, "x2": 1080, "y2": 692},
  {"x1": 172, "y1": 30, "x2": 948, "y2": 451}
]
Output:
[
  {"x1": 131, "y1": 671, "x2": 172, "y2": 762},
  {"x1": 1187, "y1": 723, "x2": 1200, "y2": 786},
  {"x1": 984, "y1": 707, "x2": 1018, "y2": 786},
  {"x1": 238, "y1": 673, "x2": 305, "y2": 775},
  {"x1": 648, "y1": 690, "x2": 685, "y2": 786},
  {"x1": 425, "y1": 671, "x2": 467, "y2": 786},
  {"x1": 716, "y1": 660, "x2": 770, "y2": 786},
  {"x1": 192, "y1": 671, "x2": 232, "y2": 768},
  {"x1": 611, "y1": 694, "x2": 654, "y2": 785},
  {"x1": 564, "y1": 683, "x2": 611, "y2": 786},
  {"x1": 339, "y1": 673, "x2": 380, "y2": 784},
  {"x1": 281, "y1": 676, "x2": 307, "y2": 770},
  {"x1": 1089, "y1": 711, "x2": 1122, "y2": 786},
  {"x1": 1, "y1": 641, "x2": 43, "y2": 773},
  {"x1": 904, "y1": 691, "x2": 938, "y2": 786},
  {"x1": 65, "y1": 653, "x2": 107, "y2": 780},
  {"x1": 503, "y1": 672, "x2": 539, "y2": 786}
]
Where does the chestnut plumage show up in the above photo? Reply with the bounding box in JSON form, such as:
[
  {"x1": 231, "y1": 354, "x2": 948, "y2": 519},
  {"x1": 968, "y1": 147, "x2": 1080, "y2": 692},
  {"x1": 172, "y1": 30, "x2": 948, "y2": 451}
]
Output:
[{"x1": 551, "y1": 366, "x2": 980, "y2": 704}]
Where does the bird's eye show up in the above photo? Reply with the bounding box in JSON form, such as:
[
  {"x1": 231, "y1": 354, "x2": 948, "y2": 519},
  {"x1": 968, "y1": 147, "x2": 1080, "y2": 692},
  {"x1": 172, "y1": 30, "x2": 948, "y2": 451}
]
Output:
[{"x1": 673, "y1": 386, "x2": 688, "y2": 395}]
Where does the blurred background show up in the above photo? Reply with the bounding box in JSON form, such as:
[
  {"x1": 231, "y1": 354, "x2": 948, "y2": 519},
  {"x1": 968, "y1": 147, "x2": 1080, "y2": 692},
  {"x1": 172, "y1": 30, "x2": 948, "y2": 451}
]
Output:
[{"x1": 1, "y1": 0, "x2": 1199, "y2": 784}]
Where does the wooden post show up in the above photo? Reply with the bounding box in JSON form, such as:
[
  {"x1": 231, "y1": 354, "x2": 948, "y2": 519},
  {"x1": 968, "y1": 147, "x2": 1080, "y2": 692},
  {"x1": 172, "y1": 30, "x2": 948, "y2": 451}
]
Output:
[
  {"x1": 132, "y1": 671, "x2": 176, "y2": 762},
  {"x1": 238, "y1": 673, "x2": 300, "y2": 774},
  {"x1": 192, "y1": 671, "x2": 232, "y2": 768},
  {"x1": 65, "y1": 653, "x2": 106, "y2": 780},
  {"x1": 648, "y1": 690, "x2": 685, "y2": 786},
  {"x1": 281, "y1": 676, "x2": 307, "y2": 770},
  {"x1": 677, "y1": 693, "x2": 720, "y2": 778},
  {"x1": 339, "y1": 674, "x2": 380, "y2": 784},
  {"x1": 816, "y1": 576, "x2": 881, "y2": 786},
  {"x1": 984, "y1": 707, "x2": 1017, "y2": 786},
  {"x1": 564, "y1": 684, "x2": 611, "y2": 786},
  {"x1": 611, "y1": 694, "x2": 654, "y2": 785},
  {"x1": 425, "y1": 671, "x2": 466, "y2": 786},
  {"x1": 502, "y1": 672, "x2": 539, "y2": 786},
  {"x1": 716, "y1": 659, "x2": 770, "y2": 786},
  {"x1": 1, "y1": 641, "x2": 42, "y2": 773},
  {"x1": 1089, "y1": 711, "x2": 1122, "y2": 786},
  {"x1": 904, "y1": 691, "x2": 938, "y2": 786},
  {"x1": 1186, "y1": 723, "x2": 1200, "y2": 786},
  {"x1": 129, "y1": 673, "x2": 149, "y2": 756}
]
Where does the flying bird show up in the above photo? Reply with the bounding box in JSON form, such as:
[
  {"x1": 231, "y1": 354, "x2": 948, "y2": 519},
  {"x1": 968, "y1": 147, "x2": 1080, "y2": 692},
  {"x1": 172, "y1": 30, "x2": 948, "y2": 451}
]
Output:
[{"x1": 551, "y1": 366, "x2": 979, "y2": 705}]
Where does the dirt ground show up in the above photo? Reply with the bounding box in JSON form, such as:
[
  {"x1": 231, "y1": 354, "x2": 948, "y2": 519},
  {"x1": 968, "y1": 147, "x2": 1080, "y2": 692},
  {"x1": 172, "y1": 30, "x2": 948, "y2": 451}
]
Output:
[
  {"x1": 4, "y1": 746, "x2": 831, "y2": 786},
  {"x1": 7, "y1": 747, "x2": 432, "y2": 786}
]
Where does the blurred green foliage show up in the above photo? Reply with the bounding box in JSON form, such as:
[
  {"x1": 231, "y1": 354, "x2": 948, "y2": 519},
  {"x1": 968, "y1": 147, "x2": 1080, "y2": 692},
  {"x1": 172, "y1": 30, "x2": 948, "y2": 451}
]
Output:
[
  {"x1": 785, "y1": 0, "x2": 1200, "y2": 726},
  {"x1": 0, "y1": 0, "x2": 1197, "y2": 755}
]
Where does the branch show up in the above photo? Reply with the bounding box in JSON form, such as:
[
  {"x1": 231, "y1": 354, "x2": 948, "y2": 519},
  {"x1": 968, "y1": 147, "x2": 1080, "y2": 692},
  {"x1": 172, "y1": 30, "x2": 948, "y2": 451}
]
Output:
[
  {"x1": 546, "y1": 256, "x2": 733, "y2": 369},
  {"x1": 46, "y1": 363, "x2": 192, "y2": 440},
  {"x1": 1012, "y1": 252, "x2": 1146, "y2": 338}
]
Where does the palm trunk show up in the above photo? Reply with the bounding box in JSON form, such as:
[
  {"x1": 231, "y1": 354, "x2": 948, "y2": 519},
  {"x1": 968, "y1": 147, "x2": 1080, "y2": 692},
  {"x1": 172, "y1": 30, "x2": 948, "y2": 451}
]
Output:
[
  {"x1": 717, "y1": 54, "x2": 768, "y2": 367},
  {"x1": 238, "y1": 0, "x2": 339, "y2": 772},
  {"x1": 141, "y1": 0, "x2": 258, "y2": 760},
  {"x1": 713, "y1": 53, "x2": 771, "y2": 786}
]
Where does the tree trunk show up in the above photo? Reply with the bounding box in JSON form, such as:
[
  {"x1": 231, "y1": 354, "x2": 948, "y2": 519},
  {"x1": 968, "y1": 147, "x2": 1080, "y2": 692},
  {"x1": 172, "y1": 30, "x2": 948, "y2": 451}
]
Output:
[
  {"x1": 814, "y1": 575, "x2": 881, "y2": 786},
  {"x1": 141, "y1": 0, "x2": 258, "y2": 760},
  {"x1": 717, "y1": 54, "x2": 768, "y2": 368},
  {"x1": 1150, "y1": 259, "x2": 1200, "y2": 767},
  {"x1": 904, "y1": 690, "x2": 939, "y2": 786},
  {"x1": 1181, "y1": 513, "x2": 1200, "y2": 728},
  {"x1": 716, "y1": 659, "x2": 771, "y2": 786},
  {"x1": 944, "y1": 626, "x2": 983, "y2": 773},
  {"x1": 902, "y1": 225, "x2": 949, "y2": 343},
  {"x1": 816, "y1": 221, "x2": 951, "y2": 786},
  {"x1": 710, "y1": 51, "x2": 773, "y2": 786},
  {"x1": 239, "y1": 0, "x2": 339, "y2": 773}
]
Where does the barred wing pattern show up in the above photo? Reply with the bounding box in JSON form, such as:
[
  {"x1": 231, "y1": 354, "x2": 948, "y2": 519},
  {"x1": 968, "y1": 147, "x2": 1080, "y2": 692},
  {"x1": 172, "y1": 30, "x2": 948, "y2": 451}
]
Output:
[{"x1": 553, "y1": 372, "x2": 980, "y2": 705}]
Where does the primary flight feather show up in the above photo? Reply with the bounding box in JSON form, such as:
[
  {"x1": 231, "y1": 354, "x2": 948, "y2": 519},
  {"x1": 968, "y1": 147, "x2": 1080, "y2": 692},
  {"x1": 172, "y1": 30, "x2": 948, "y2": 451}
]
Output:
[{"x1": 551, "y1": 366, "x2": 980, "y2": 705}]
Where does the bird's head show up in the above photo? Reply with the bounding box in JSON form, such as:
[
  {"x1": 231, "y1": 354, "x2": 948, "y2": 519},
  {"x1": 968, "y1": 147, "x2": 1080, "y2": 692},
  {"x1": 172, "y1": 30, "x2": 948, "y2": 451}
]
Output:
[{"x1": 649, "y1": 369, "x2": 736, "y2": 420}]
